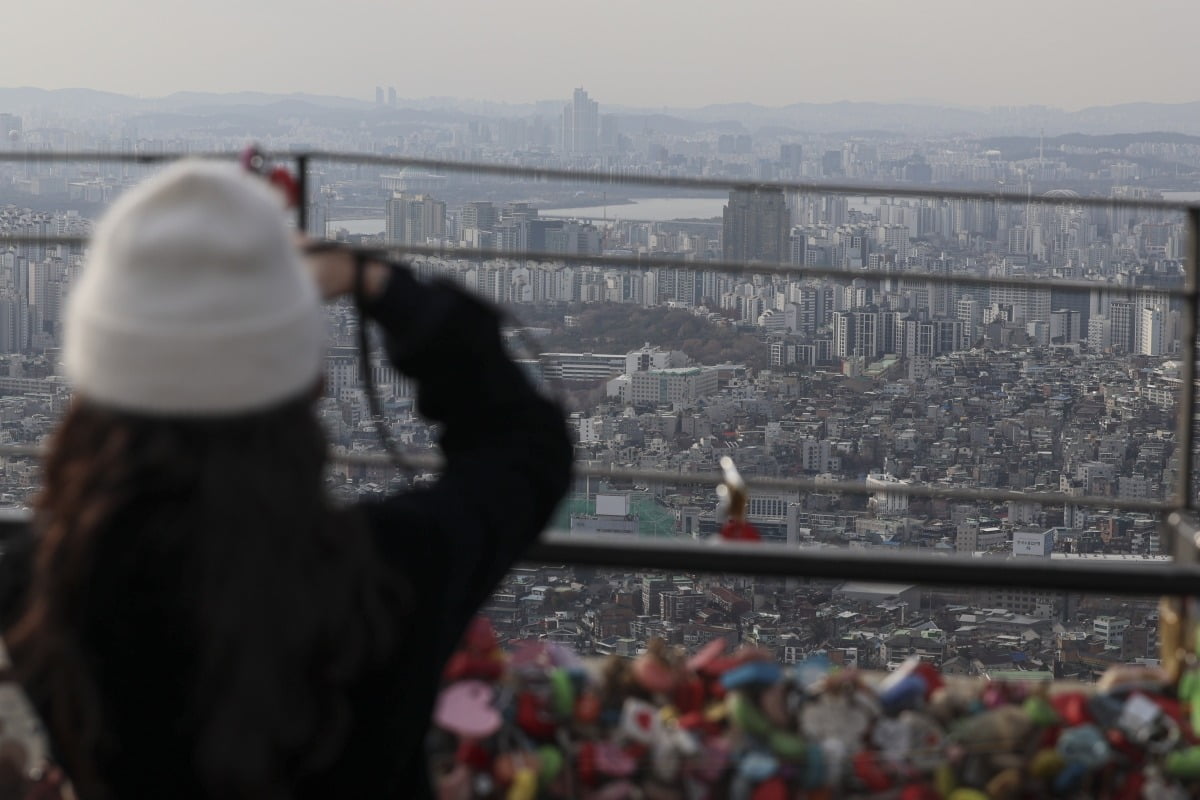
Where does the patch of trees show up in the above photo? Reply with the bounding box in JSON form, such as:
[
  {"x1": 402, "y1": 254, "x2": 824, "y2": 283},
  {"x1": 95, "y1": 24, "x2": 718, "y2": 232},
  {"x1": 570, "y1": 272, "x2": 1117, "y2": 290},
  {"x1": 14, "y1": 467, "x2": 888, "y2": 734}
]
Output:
[{"x1": 531, "y1": 304, "x2": 766, "y2": 368}]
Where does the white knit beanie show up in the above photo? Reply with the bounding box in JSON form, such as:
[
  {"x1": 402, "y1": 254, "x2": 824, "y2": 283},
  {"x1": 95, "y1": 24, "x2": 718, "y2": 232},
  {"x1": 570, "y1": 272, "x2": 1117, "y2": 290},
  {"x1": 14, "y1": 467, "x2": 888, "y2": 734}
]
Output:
[{"x1": 63, "y1": 159, "x2": 325, "y2": 415}]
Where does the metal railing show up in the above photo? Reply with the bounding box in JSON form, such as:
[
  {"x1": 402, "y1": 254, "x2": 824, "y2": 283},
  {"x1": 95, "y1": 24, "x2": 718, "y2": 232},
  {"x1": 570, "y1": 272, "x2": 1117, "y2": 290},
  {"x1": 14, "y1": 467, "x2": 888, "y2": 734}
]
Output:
[{"x1": 0, "y1": 148, "x2": 1199, "y2": 597}]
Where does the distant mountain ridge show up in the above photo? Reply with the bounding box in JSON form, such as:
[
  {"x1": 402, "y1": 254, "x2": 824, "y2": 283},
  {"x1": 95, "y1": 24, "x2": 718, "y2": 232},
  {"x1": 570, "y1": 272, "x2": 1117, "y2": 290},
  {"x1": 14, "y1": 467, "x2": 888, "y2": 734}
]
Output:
[
  {"x1": 7, "y1": 87, "x2": 1200, "y2": 137},
  {"x1": 156, "y1": 91, "x2": 371, "y2": 111}
]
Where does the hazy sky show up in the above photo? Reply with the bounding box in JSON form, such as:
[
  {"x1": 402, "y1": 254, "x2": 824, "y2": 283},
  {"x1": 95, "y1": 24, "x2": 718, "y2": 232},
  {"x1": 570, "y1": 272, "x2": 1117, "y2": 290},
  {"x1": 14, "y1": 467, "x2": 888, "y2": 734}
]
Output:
[{"x1": 6, "y1": 0, "x2": 1197, "y2": 109}]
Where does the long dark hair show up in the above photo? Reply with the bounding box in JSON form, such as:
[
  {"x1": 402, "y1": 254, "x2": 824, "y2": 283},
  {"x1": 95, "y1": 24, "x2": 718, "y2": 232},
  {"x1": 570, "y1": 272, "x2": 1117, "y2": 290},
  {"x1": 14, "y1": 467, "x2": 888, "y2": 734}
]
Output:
[{"x1": 7, "y1": 396, "x2": 401, "y2": 798}]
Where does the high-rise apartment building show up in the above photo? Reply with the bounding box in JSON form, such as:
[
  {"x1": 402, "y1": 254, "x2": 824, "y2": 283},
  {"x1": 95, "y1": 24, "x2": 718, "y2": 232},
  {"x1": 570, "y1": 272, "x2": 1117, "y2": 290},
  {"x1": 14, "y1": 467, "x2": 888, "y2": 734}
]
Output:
[
  {"x1": 785, "y1": 291, "x2": 818, "y2": 336},
  {"x1": 1138, "y1": 306, "x2": 1166, "y2": 356},
  {"x1": 722, "y1": 189, "x2": 789, "y2": 264},
  {"x1": 832, "y1": 310, "x2": 880, "y2": 359},
  {"x1": 1109, "y1": 300, "x2": 1135, "y2": 353},
  {"x1": 385, "y1": 193, "x2": 446, "y2": 246},
  {"x1": 957, "y1": 298, "x2": 982, "y2": 343},
  {"x1": 877, "y1": 223, "x2": 911, "y2": 260},
  {"x1": 902, "y1": 320, "x2": 935, "y2": 357},
  {"x1": 654, "y1": 268, "x2": 701, "y2": 307},
  {"x1": 545, "y1": 221, "x2": 601, "y2": 256},
  {"x1": 561, "y1": 88, "x2": 599, "y2": 154},
  {"x1": 988, "y1": 285, "x2": 1051, "y2": 325},
  {"x1": 1049, "y1": 309, "x2": 1081, "y2": 343},
  {"x1": 461, "y1": 201, "x2": 497, "y2": 232},
  {"x1": 929, "y1": 319, "x2": 963, "y2": 354}
]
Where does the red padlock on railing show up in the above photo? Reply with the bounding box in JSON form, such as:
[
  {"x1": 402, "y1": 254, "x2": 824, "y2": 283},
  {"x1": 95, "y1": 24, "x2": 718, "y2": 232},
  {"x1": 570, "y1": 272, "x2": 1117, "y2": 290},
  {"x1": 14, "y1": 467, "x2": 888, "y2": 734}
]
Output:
[{"x1": 239, "y1": 145, "x2": 300, "y2": 209}]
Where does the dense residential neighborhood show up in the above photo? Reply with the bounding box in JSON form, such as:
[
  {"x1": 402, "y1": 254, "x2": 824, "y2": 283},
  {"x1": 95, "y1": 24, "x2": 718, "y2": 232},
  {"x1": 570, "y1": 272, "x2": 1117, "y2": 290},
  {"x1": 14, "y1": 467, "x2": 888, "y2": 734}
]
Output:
[{"x1": 0, "y1": 88, "x2": 1194, "y2": 682}]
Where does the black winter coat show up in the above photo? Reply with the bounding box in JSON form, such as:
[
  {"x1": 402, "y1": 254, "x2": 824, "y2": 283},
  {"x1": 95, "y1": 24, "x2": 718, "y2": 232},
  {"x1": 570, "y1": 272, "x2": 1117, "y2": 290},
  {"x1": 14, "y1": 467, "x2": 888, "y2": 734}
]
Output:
[{"x1": 0, "y1": 267, "x2": 573, "y2": 798}]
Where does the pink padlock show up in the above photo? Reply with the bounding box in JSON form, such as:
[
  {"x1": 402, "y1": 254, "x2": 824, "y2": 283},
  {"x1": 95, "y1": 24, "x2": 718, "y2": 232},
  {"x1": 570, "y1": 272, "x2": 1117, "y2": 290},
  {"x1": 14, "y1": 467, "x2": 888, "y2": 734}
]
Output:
[{"x1": 434, "y1": 681, "x2": 502, "y2": 739}]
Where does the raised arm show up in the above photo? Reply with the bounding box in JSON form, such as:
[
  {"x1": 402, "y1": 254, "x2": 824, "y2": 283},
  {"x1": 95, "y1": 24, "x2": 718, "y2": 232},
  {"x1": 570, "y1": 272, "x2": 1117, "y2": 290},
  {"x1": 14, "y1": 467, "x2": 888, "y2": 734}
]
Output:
[{"x1": 328, "y1": 253, "x2": 572, "y2": 658}]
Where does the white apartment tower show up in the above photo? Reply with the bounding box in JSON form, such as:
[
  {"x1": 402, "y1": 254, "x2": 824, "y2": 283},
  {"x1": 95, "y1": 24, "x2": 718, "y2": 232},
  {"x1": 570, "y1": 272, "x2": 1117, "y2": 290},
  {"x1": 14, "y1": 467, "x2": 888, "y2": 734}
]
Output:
[
  {"x1": 561, "y1": 88, "x2": 599, "y2": 154},
  {"x1": 1138, "y1": 306, "x2": 1166, "y2": 356}
]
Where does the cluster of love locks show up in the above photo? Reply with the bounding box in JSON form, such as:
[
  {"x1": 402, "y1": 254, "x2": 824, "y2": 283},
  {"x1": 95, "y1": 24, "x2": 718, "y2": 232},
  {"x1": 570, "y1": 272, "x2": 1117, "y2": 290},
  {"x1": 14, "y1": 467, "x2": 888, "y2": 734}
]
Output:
[{"x1": 429, "y1": 617, "x2": 1200, "y2": 799}]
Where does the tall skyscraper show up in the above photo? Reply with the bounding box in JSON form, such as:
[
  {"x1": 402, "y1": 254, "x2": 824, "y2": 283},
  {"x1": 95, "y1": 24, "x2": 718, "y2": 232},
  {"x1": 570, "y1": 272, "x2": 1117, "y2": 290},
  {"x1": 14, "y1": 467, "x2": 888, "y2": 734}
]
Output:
[
  {"x1": 561, "y1": 88, "x2": 599, "y2": 154},
  {"x1": 722, "y1": 189, "x2": 789, "y2": 264}
]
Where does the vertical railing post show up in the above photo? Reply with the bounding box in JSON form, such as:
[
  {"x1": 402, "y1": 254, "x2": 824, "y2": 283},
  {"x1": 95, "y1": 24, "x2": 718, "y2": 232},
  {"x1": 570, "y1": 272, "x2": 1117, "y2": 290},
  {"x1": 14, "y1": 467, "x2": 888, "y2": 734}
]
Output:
[
  {"x1": 1162, "y1": 207, "x2": 1200, "y2": 681},
  {"x1": 295, "y1": 154, "x2": 310, "y2": 235},
  {"x1": 1173, "y1": 208, "x2": 1200, "y2": 523}
]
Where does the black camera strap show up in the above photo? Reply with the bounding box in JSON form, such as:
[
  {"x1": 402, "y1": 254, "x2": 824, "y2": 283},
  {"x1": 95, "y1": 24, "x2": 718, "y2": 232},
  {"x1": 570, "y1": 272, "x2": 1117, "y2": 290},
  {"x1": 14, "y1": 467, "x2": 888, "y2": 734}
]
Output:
[{"x1": 352, "y1": 252, "x2": 412, "y2": 478}]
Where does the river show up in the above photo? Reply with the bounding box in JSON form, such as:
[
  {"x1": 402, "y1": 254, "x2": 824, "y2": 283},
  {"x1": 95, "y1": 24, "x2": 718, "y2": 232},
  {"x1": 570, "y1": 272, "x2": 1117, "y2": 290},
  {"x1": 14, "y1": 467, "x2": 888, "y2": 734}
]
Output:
[
  {"x1": 326, "y1": 218, "x2": 386, "y2": 236},
  {"x1": 541, "y1": 197, "x2": 727, "y2": 222},
  {"x1": 326, "y1": 197, "x2": 729, "y2": 236},
  {"x1": 325, "y1": 194, "x2": 883, "y2": 237}
]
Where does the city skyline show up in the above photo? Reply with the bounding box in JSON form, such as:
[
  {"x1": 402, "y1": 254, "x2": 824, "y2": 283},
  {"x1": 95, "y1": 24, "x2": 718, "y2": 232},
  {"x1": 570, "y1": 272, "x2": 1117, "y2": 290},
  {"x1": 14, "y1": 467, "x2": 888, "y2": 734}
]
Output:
[
  {"x1": 0, "y1": 74, "x2": 1191, "y2": 701},
  {"x1": 2, "y1": 1, "x2": 1200, "y2": 771},
  {"x1": 3, "y1": 0, "x2": 1199, "y2": 111}
]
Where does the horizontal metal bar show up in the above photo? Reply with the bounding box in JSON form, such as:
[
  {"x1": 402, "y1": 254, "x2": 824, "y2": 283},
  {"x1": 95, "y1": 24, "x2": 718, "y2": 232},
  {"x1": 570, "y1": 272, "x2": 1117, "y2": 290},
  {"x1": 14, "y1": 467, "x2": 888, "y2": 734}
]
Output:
[
  {"x1": 0, "y1": 444, "x2": 1169, "y2": 513},
  {"x1": 0, "y1": 149, "x2": 1190, "y2": 212},
  {"x1": 0, "y1": 443, "x2": 440, "y2": 469},
  {"x1": 306, "y1": 151, "x2": 1195, "y2": 213},
  {"x1": 525, "y1": 533, "x2": 1194, "y2": 595},
  {"x1": 0, "y1": 235, "x2": 88, "y2": 247},
  {"x1": 570, "y1": 465, "x2": 1172, "y2": 513},
  {"x1": 1174, "y1": 210, "x2": 1200, "y2": 520},
  {"x1": 2, "y1": 446, "x2": 1141, "y2": 513},
  {"x1": 335, "y1": 449, "x2": 441, "y2": 470},
  {"x1": 0, "y1": 234, "x2": 1182, "y2": 298},
  {"x1": 380, "y1": 243, "x2": 1180, "y2": 296},
  {"x1": 0, "y1": 151, "x2": 234, "y2": 165},
  {"x1": 0, "y1": 509, "x2": 1183, "y2": 593},
  {"x1": 328, "y1": 452, "x2": 1168, "y2": 513},
  {"x1": 0, "y1": 510, "x2": 30, "y2": 533}
]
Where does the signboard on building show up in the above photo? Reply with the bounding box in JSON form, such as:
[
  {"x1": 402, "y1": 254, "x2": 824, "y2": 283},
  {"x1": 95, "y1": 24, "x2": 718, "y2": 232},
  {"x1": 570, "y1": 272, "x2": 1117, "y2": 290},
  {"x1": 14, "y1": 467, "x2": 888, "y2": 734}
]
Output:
[
  {"x1": 596, "y1": 493, "x2": 631, "y2": 517},
  {"x1": 1013, "y1": 529, "x2": 1054, "y2": 558}
]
